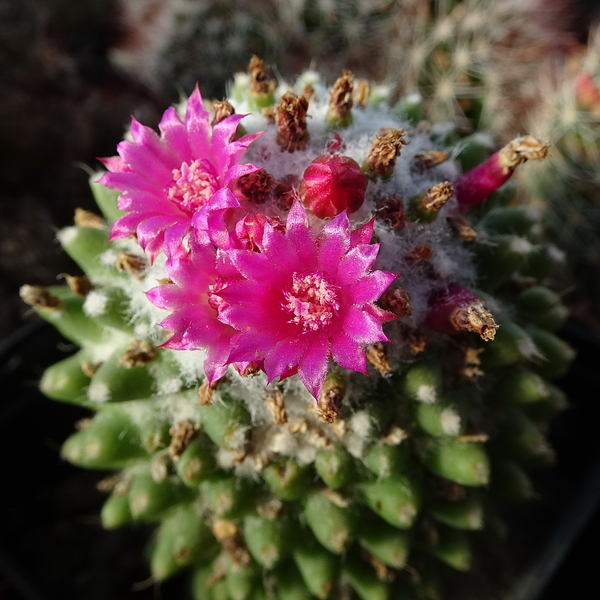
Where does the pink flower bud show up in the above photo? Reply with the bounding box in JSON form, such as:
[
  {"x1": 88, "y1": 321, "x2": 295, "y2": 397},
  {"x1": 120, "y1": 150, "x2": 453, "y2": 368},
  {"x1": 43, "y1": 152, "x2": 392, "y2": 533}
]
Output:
[{"x1": 299, "y1": 154, "x2": 367, "y2": 219}]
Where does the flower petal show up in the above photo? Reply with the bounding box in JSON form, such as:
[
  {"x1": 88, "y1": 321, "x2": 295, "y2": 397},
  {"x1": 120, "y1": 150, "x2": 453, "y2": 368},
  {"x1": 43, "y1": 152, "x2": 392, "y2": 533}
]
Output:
[
  {"x1": 331, "y1": 331, "x2": 367, "y2": 374},
  {"x1": 297, "y1": 336, "x2": 330, "y2": 399}
]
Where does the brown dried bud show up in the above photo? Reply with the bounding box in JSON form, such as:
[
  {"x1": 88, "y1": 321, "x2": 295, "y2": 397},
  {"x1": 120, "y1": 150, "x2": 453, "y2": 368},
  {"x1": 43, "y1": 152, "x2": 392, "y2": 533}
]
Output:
[
  {"x1": 447, "y1": 214, "x2": 478, "y2": 241},
  {"x1": 377, "y1": 196, "x2": 408, "y2": 230},
  {"x1": 248, "y1": 55, "x2": 272, "y2": 95},
  {"x1": 211, "y1": 519, "x2": 238, "y2": 542},
  {"x1": 321, "y1": 488, "x2": 349, "y2": 508},
  {"x1": 264, "y1": 387, "x2": 288, "y2": 425},
  {"x1": 379, "y1": 424, "x2": 408, "y2": 446},
  {"x1": 302, "y1": 84, "x2": 316, "y2": 102},
  {"x1": 233, "y1": 168, "x2": 275, "y2": 204},
  {"x1": 119, "y1": 339, "x2": 156, "y2": 368},
  {"x1": 406, "y1": 244, "x2": 434, "y2": 264},
  {"x1": 198, "y1": 378, "x2": 219, "y2": 405},
  {"x1": 380, "y1": 286, "x2": 412, "y2": 316},
  {"x1": 274, "y1": 174, "x2": 299, "y2": 210},
  {"x1": 81, "y1": 360, "x2": 103, "y2": 378},
  {"x1": 20, "y1": 285, "x2": 62, "y2": 310},
  {"x1": 74, "y1": 208, "x2": 105, "y2": 229},
  {"x1": 407, "y1": 330, "x2": 427, "y2": 354},
  {"x1": 368, "y1": 555, "x2": 395, "y2": 582},
  {"x1": 213, "y1": 521, "x2": 252, "y2": 566},
  {"x1": 498, "y1": 136, "x2": 550, "y2": 174},
  {"x1": 352, "y1": 79, "x2": 370, "y2": 107},
  {"x1": 275, "y1": 91, "x2": 310, "y2": 152},
  {"x1": 211, "y1": 98, "x2": 235, "y2": 125},
  {"x1": 366, "y1": 342, "x2": 393, "y2": 377},
  {"x1": 168, "y1": 419, "x2": 198, "y2": 459},
  {"x1": 116, "y1": 252, "x2": 148, "y2": 280},
  {"x1": 450, "y1": 301, "x2": 498, "y2": 342},
  {"x1": 327, "y1": 70, "x2": 354, "y2": 125},
  {"x1": 365, "y1": 127, "x2": 408, "y2": 177},
  {"x1": 460, "y1": 346, "x2": 484, "y2": 380},
  {"x1": 414, "y1": 151, "x2": 449, "y2": 169},
  {"x1": 262, "y1": 106, "x2": 276, "y2": 123},
  {"x1": 416, "y1": 181, "x2": 453, "y2": 216},
  {"x1": 318, "y1": 375, "x2": 346, "y2": 423},
  {"x1": 155, "y1": 278, "x2": 174, "y2": 286},
  {"x1": 257, "y1": 497, "x2": 284, "y2": 519},
  {"x1": 60, "y1": 274, "x2": 94, "y2": 298},
  {"x1": 96, "y1": 474, "x2": 122, "y2": 494}
]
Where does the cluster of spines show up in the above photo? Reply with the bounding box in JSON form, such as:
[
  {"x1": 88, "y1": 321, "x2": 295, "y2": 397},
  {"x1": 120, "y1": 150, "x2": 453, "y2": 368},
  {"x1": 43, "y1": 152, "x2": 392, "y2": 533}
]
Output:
[{"x1": 22, "y1": 63, "x2": 574, "y2": 600}]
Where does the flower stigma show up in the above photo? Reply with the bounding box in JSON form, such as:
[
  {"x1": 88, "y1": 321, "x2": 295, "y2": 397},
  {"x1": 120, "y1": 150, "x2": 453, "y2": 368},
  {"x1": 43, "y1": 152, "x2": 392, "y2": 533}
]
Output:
[
  {"x1": 166, "y1": 159, "x2": 219, "y2": 213},
  {"x1": 283, "y1": 272, "x2": 341, "y2": 332}
]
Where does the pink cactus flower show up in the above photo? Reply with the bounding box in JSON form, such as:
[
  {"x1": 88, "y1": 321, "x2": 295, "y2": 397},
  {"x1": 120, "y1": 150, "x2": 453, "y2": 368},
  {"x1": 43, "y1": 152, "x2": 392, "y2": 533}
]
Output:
[
  {"x1": 145, "y1": 238, "x2": 239, "y2": 382},
  {"x1": 217, "y1": 201, "x2": 397, "y2": 398},
  {"x1": 99, "y1": 84, "x2": 263, "y2": 261},
  {"x1": 299, "y1": 154, "x2": 368, "y2": 219}
]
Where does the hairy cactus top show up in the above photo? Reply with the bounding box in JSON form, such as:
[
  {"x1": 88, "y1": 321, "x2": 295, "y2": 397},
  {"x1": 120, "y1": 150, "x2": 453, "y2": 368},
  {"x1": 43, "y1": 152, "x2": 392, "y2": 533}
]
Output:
[{"x1": 23, "y1": 60, "x2": 573, "y2": 600}]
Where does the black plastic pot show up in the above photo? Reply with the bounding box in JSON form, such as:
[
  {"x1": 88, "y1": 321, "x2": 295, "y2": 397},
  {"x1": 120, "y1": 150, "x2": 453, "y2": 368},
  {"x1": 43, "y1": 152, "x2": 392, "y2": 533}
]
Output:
[{"x1": 0, "y1": 319, "x2": 598, "y2": 600}]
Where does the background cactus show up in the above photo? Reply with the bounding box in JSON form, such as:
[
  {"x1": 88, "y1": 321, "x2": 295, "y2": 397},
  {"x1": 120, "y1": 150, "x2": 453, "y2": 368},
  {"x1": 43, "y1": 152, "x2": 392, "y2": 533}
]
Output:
[{"x1": 22, "y1": 61, "x2": 573, "y2": 600}]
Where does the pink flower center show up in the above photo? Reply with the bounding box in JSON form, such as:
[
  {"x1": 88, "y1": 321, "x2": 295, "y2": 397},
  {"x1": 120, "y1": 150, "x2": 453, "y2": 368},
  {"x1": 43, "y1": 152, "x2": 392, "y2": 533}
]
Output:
[
  {"x1": 283, "y1": 272, "x2": 340, "y2": 332},
  {"x1": 165, "y1": 159, "x2": 219, "y2": 214}
]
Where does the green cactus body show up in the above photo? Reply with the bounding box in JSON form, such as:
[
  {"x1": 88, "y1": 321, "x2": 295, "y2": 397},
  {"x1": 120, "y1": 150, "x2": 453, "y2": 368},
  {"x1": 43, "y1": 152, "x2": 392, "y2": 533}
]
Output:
[{"x1": 23, "y1": 61, "x2": 573, "y2": 600}]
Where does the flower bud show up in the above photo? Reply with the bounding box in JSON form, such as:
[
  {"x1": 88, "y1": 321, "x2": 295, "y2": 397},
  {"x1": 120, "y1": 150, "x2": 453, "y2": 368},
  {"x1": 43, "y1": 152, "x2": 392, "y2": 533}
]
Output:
[{"x1": 299, "y1": 155, "x2": 367, "y2": 219}]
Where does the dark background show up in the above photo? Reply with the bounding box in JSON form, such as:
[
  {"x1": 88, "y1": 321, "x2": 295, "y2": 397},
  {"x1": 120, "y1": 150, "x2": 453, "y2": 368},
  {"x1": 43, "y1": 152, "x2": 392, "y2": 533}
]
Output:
[{"x1": 2, "y1": 0, "x2": 600, "y2": 598}]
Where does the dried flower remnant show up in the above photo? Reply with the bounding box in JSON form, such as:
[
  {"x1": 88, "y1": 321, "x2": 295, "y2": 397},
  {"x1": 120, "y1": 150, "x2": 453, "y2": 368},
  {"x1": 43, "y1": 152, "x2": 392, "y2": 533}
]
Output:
[
  {"x1": 377, "y1": 196, "x2": 408, "y2": 230},
  {"x1": 327, "y1": 70, "x2": 354, "y2": 127},
  {"x1": 20, "y1": 285, "x2": 62, "y2": 310},
  {"x1": 406, "y1": 244, "x2": 434, "y2": 265},
  {"x1": 427, "y1": 284, "x2": 498, "y2": 341},
  {"x1": 198, "y1": 379, "x2": 218, "y2": 406},
  {"x1": 454, "y1": 135, "x2": 549, "y2": 211},
  {"x1": 318, "y1": 375, "x2": 346, "y2": 423},
  {"x1": 365, "y1": 127, "x2": 408, "y2": 177},
  {"x1": 116, "y1": 252, "x2": 148, "y2": 279},
  {"x1": 380, "y1": 286, "x2": 412, "y2": 316},
  {"x1": 100, "y1": 84, "x2": 263, "y2": 261},
  {"x1": 74, "y1": 208, "x2": 105, "y2": 229},
  {"x1": 447, "y1": 214, "x2": 478, "y2": 241},
  {"x1": 273, "y1": 174, "x2": 299, "y2": 211},
  {"x1": 168, "y1": 420, "x2": 198, "y2": 459},
  {"x1": 275, "y1": 91, "x2": 310, "y2": 152},
  {"x1": 211, "y1": 99, "x2": 236, "y2": 126},
  {"x1": 352, "y1": 79, "x2": 371, "y2": 107},
  {"x1": 60, "y1": 274, "x2": 94, "y2": 298},
  {"x1": 248, "y1": 56, "x2": 271, "y2": 94},
  {"x1": 233, "y1": 168, "x2": 275, "y2": 204},
  {"x1": 264, "y1": 387, "x2": 288, "y2": 425},
  {"x1": 414, "y1": 151, "x2": 449, "y2": 169},
  {"x1": 118, "y1": 339, "x2": 156, "y2": 368},
  {"x1": 366, "y1": 342, "x2": 392, "y2": 377},
  {"x1": 411, "y1": 181, "x2": 454, "y2": 222},
  {"x1": 407, "y1": 330, "x2": 427, "y2": 354}
]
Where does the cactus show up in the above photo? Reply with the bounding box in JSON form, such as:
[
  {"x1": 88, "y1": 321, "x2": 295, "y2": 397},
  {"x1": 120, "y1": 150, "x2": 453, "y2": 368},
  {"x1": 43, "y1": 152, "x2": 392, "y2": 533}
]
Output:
[{"x1": 23, "y1": 60, "x2": 573, "y2": 599}]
